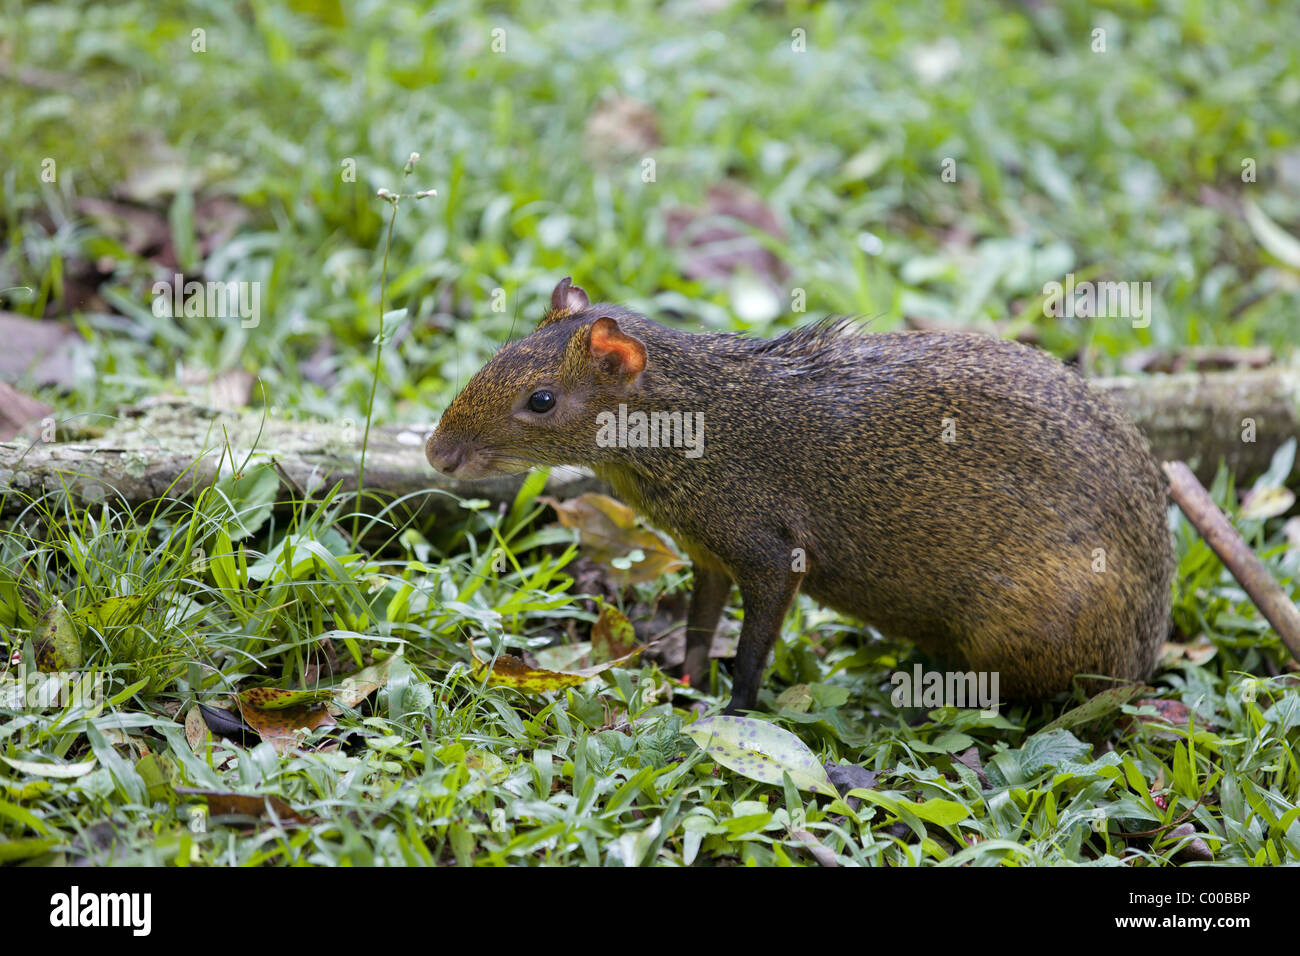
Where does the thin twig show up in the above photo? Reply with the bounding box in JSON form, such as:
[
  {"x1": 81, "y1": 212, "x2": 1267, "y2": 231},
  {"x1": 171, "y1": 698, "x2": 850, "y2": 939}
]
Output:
[{"x1": 1162, "y1": 460, "x2": 1300, "y2": 664}]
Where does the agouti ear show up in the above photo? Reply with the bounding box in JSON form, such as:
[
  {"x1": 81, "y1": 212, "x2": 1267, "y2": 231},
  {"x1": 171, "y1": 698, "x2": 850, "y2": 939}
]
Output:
[
  {"x1": 552, "y1": 277, "x2": 589, "y2": 313},
  {"x1": 588, "y1": 317, "x2": 647, "y2": 380},
  {"x1": 539, "y1": 276, "x2": 590, "y2": 328}
]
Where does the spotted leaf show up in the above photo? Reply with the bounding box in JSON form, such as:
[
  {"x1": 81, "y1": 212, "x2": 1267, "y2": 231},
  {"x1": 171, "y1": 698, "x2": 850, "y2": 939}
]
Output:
[{"x1": 685, "y1": 715, "x2": 838, "y2": 797}]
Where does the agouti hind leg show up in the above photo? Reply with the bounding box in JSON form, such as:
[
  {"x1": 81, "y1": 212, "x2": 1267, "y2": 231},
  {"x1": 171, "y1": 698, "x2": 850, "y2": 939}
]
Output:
[
  {"x1": 725, "y1": 570, "x2": 804, "y2": 714},
  {"x1": 682, "y1": 566, "x2": 731, "y2": 693}
]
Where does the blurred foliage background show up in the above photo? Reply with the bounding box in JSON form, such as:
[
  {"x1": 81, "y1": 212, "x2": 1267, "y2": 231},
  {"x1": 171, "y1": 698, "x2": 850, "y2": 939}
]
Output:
[{"x1": 2, "y1": 0, "x2": 1298, "y2": 427}]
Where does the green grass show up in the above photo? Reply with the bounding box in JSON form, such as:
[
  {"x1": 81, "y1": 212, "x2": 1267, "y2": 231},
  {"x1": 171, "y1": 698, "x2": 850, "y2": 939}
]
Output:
[
  {"x1": 1, "y1": 457, "x2": 1297, "y2": 865},
  {"x1": 1, "y1": 0, "x2": 1298, "y2": 865}
]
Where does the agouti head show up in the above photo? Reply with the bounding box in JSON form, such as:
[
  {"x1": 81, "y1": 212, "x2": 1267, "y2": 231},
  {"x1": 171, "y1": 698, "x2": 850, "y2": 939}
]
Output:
[{"x1": 426, "y1": 278, "x2": 648, "y2": 478}]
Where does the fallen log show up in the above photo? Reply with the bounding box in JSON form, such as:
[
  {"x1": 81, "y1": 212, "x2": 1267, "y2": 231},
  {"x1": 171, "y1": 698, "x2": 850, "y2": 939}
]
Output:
[
  {"x1": 0, "y1": 395, "x2": 601, "y2": 520},
  {"x1": 1, "y1": 365, "x2": 1298, "y2": 519}
]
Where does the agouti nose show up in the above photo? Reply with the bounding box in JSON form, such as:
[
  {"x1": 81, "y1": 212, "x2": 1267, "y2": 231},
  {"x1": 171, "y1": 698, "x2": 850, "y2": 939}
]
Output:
[{"x1": 426, "y1": 435, "x2": 467, "y2": 476}]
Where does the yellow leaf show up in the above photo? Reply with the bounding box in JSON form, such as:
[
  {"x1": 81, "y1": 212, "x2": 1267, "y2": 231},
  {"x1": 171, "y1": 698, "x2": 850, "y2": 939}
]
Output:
[
  {"x1": 542, "y1": 493, "x2": 685, "y2": 585},
  {"x1": 33, "y1": 600, "x2": 81, "y2": 671},
  {"x1": 591, "y1": 599, "x2": 638, "y2": 664},
  {"x1": 474, "y1": 646, "x2": 644, "y2": 695}
]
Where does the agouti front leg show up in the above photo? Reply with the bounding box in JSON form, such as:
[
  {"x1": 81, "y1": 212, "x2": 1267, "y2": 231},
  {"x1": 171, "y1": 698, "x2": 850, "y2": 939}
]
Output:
[
  {"x1": 682, "y1": 566, "x2": 731, "y2": 692},
  {"x1": 725, "y1": 569, "x2": 804, "y2": 714}
]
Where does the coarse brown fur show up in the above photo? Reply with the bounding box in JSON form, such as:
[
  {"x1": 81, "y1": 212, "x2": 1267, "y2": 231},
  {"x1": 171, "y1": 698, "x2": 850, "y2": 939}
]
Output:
[{"x1": 427, "y1": 278, "x2": 1174, "y2": 713}]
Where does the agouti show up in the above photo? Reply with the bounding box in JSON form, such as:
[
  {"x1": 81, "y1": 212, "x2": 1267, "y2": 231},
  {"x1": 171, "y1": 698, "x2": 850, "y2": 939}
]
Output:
[{"x1": 427, "y1": 277, "x2": 1174, "y2": 714}]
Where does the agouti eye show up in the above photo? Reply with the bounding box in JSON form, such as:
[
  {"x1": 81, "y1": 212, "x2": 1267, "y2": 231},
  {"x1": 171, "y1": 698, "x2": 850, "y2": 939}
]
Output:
[{"x1": 527, "y1": 390, "x2": 556, "y2": 413}]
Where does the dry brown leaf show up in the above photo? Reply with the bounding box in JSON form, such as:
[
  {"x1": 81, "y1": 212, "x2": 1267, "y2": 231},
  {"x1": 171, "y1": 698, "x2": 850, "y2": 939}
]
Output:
[
  {"x1": 954, "y1": 745, "x2": 989, "y2": 788},
  {"x1": 591, "y1": 600, "x2": 638, "y2": 664},
  {"x1": 31, "y1": 600, "x2": 81, "y2": 671},
  {"x1": 637, "y1": 587, "x2": 691, "y2": 670},
  {"x1": 542, "y1": 492, "x2": 685, "y2": 585},
  {"x1": 175, "y1": 788, "x2": 312, "y2": 824},
  {"x1": 789, "y1": 827, "x2": 839, "y2": 867},
  {"x1": 331, "y1": 654, "x2": 396, "y2": 710},
  {"x1": 74, "y1": 198, "x2": 171, "y2": 257},
  {"x1": 194, "y1": 195, "x2": 251, "y2": 256},
  {"x1": 179, "y1": 366, "x2": 256, "y2": 410},
  {"x1": 1161, "y1": 634, "x2": 1217, "y2": 666},
  {"x1": 583, "y1": 96, "x2": 662, "y2": 164},
  {"x1": 1168, "y1": 822, "x2": 1215, "y2": 863},
  {"x1": 232, "y1": 693, "x2": 335, "y2": 755},
  {"x1": 0, "y1": 313, "x2": 86, "y2": 389},
  {"x1": 664, "y1": 182, "x2": 787, "y2": 285},
  {"x1": 1121, "y1": 698, "x2": 1213, "y2": 738},
  {"x1": 472, "y1": 646, "x2": 644, "y2": 695},
  {"x1": 184, "y1": 704, "x2": 209, "y2": 752},
  {"x1": 0, "y1": 382, "x2": 53, "y2": 442}
]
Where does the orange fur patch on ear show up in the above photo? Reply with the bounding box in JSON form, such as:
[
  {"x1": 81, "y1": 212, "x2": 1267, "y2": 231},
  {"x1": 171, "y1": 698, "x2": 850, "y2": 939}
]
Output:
[{"x1": 589, "y1": 317, "x2": 647, "y2": 377}]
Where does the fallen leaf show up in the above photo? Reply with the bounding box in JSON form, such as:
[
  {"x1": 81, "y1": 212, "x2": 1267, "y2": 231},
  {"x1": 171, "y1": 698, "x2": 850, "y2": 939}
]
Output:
[
  {"x1": 775, "y1": 684, "x2": 814, "y2": 713},
  {"x1": 184, "y1": 704, "x2": 209, "y2": 752},
  {"x1": 824, "y1": 761, "x2": 880, "y2": 799},
  {"x1": 196, "y1": 702, "x2": 253, "y2": 740},
  {"x1": 0, "y1": 382, "x2": 53, "y2": 441},
  {"x1": 1243, "y1": 197, "x2": 1300, "y2": 270},
  {"x1": 232, "y1": 691, "x2": 335, "y2": 754},
  {"x1": 474, "y1": 653, "x2": 592, "y2": 692},
  {"x1": 591, "y1": 599, "x2": 638, "y2": 664},
  {"x1": 531, "y1": 641, "x2": 592, "y2": 672},
  {"x1": 0, "y1": 755, "x2": 97, "y2": 778},
  {"x1": 583, "y1": 96, "x2": 662, "y2": 164},
  {"x1": 237, "y1": 686, "x2": 336, "y2": 711},
  {"x1": 75, "y1": 594, "x2": 151, "y2": 630},
  {"x1": 194, "y1": 195, "x2": 251, "y2": 257},
  {"x1": 1239, "y1": 485, "x2": 1295, "y2": 520},
  {"x1": 1131, "y1": 699, "x2": 1195, "y2": 727},
  {"x1": 74, "y1": 198, "x2": 171, "y2": 257},
  {"x1": 1161, "y1": 635, "x2": 1217, "y2": 666},
  {"x1": 32, "y1": 600, "x2": 82, "y2": 671},
  {"x1": 788, "y1": 827, "x2": 839, "y2": 867},
  {"x1": 331, "y1": 654, "x2": 396, "y2": 709},
  {"x1": 953, "y1": 746, "x2": 989, "y2": 788},
  {"x1": 664, "y1": 182, "x2": 787, "y2": 287},
  {"x1": 174, "y1": 788, "x2": 312, "y2": 824},
  {"x1": 0, "y1": 311, "x2": 91, "y2": 393},
  {"x1": 1166, "y1": 822, "x2": 1214, "y2": 863},
  {"x1": 686, "y1": 715, "x2": 838, "y2": 797},
  {"x1": 637, "y1": 586, "x2": 691, "y2": 670},
  {"x1": 542, "y1": 493, "x2": 685, "y2": 585},
  {"x1": 135, "y1": 752, "x2": 171, "y2": 803},
  {"x1": 1039, "y1": 684, "x2": 1149, "y2": 734},
  {"x1": 472, "y1": 645, "x2": 644, "y2": 695}
]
